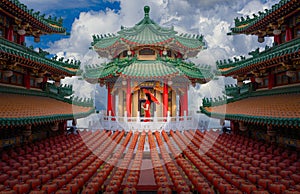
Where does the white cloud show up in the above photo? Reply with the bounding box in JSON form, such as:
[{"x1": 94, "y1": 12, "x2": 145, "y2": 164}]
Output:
[
  {"x1": 46, "y1": 0, "x2": 279, "y2": 65},
  {"x1": 46, "y1": 9, "x2": 121, "y2": 64},
  {"x1": 238, "y1": 0, "x2": 279, "y2": 16}
]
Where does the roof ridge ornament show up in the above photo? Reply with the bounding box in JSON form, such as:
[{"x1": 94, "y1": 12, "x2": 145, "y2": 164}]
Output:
[{"x1": 144, "y1": 5, "x2": 150, "y2": 18}]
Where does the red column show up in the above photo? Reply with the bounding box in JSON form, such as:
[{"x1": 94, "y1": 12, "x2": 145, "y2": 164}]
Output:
[
  {"x1": 107, "y1": 83, "x2": 113, "y2": 116},
  {"x1": 180, "y1": 86, "x2": 188, "y2": 117},
  {"x1": 163, "y1": 81, "x2": 168, "y2": 118},
  {"x1": 111, "y1": 93, "x2": 115, "y2": 116},
  {"x1": 126, "y1": 79, "x2": 131, "y2": 117},
  {"x1": 24, "y1": 72, "x2": 30, "y2": 89},
  {"x1": 182, "y1": 86, "x2": 188, "y2": 116},
  {"x1": 268, "y1": 73, "x2": 274, "y2": 90},
  {"x1": 180, "y1": 92, "x2": 183, "y2": 117}
]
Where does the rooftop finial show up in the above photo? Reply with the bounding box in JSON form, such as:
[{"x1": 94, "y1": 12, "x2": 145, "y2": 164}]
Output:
[{"x1": 144, "y1": 6, "x2": 150, "y2": 17}]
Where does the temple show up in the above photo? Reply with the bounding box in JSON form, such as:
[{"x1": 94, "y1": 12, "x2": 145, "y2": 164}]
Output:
[
  {"x1": 84, "y1": 6, "x2": 212, "y2": 129},
  {"x1": 0, "y1": 1, "x2": 300, "y2": 194},
  {"x1": 201, "y1": 0, "x2": 300, "y2": 147},
  {"x1": 0, "y1": 0, "x2": 94, "y2": 146}
]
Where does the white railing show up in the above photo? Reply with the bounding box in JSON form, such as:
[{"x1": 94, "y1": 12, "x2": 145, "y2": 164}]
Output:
[{"x1": 91, "y1": 111, "x2": 200, "y2": 132}]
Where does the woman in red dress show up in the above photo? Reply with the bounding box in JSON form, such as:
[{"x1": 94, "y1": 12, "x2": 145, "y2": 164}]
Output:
[{"x1": 143, "y1": 93, "x2": 152, "y2": 122}]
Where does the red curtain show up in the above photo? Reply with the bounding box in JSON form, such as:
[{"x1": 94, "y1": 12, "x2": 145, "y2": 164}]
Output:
[
  {"x1": 6, "y1": 25, "x2": 14, "y2": 41},
  {"x1": 285, "y1": 27, "x2": 292, "y2": 42}
]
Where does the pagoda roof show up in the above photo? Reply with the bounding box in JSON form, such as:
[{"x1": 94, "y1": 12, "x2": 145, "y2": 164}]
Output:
[
  {"x1": 0, "y1": 0, "x2": 66, "y2": 34},
  {"x1": 0, "y1": 37, "x2": 80, "y2": 76},
  {"x1": 91, "y1": 6, "x2": 205, "y2": 58},
  {"x1": 217, "y1": 37, "x2": 300, "y2": 76},
  {"x1": 200, "y1": 84, "x2": 300, "y2": 127},
  {"x1": 228, "y1": 0, "x2": 299, "y2": 35},
  {"x1": 84, "y1": 57, "x2": 212, "y2": 83},
  {"x1": 0, "y1": 85, "x2": 94, "y2": 127}
]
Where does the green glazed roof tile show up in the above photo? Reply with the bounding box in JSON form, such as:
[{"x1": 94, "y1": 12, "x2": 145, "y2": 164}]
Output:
[
  {"x1": 2, "y1": 0, "x2": 66, "y2": 34},
  {"x1": 0, "y1": 37, "x2": 79, "y2": 76},
  {"x1": 218, "y1": 37, "x2": 300, "y2": 75},
  {"x1": 84, "y1": 57, "x2": 213, "y2": 82},
  {"x1": 229, "y1": 0, "x2": 299, "y2": 34}
]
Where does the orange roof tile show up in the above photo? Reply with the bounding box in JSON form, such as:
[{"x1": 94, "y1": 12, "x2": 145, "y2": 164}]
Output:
[
  {"x1": 204, "y1": 94, "x2": 300, "y2": 119},
  {"x1": 0, "y1": 93, "x2": 92, "y2": 119}
]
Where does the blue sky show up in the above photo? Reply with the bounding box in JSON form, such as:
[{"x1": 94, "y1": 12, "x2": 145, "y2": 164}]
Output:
[
  {"x1": 19, "y1": 0, "x2": 279, "y2": 63},
  {"x1": 21, "y1": 0, "x2": 120, "y2": 48},
  {"x1": 19, "y1": 0, "x2": 280, "y2": 113}
]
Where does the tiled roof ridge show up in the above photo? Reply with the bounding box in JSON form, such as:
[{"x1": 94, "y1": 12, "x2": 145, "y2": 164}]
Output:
[
  {"x1": 200, "y1": 106, "x2": 300, "y2": 127},
  {"x1": 216, "y1": 37, "x2": 300, "y2": 75},
  {"x1": 0, "y1": 37, "x2": 80, "y2": 75},
  {"x1": 83, "y1": 56, "x2": 213, "y2": 80},
  {"x1": 0, "y1": 84, "x2": 94, "y2": 108},
  {"x1": 2, "y1": 0, "x2": 66, "y2": 33},
  {"x1": 91, "y1": 6, "x2": 205, "y2": 58},
  {"x1": 202, "y1": 84, "x2": 300, "y2": 108},
  {"x1": 229, "y1": 0, "x2": 298, "y2": 34}
]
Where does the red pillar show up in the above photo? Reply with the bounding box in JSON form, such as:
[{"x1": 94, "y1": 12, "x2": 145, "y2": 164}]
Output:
[
  {"x1": 180, "y1": 86, "x2": 188, "y2": 116},
  {"x1": 107, "y1": 83, "x2": 113, "y2": 116},
  {"x1": 126, "y1": 79, "x2": 131, "y2": 117},
  {"x1": 111, "y1": 93, "x2": 115, "y2": 116},
  {"x1": 183, "y1": 86, "x2": 188, "y2": 116},
  {"x1": 268, "y1": 72, "x2": 274, "y2": 90},
  {"x1": 180, "y1": 94, "x2": 183, "y2": 117},
  {"x1": 24, "y1": 72, "x2": 30, "y2": 89},
  {"x1": 163, "y1": 81, "x2": 168, "y2": 118}
]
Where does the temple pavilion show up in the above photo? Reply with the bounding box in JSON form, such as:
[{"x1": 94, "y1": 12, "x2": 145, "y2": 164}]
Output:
[
  {"x1": 1, "y1": 1, "x2": 300, "y2": 194},
  {"x1": 0, "y1": 0, "x2": 94, "y2": 147},
  {"x1": 84, "y1": 6, "x2": 212, "y2": 123}
]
